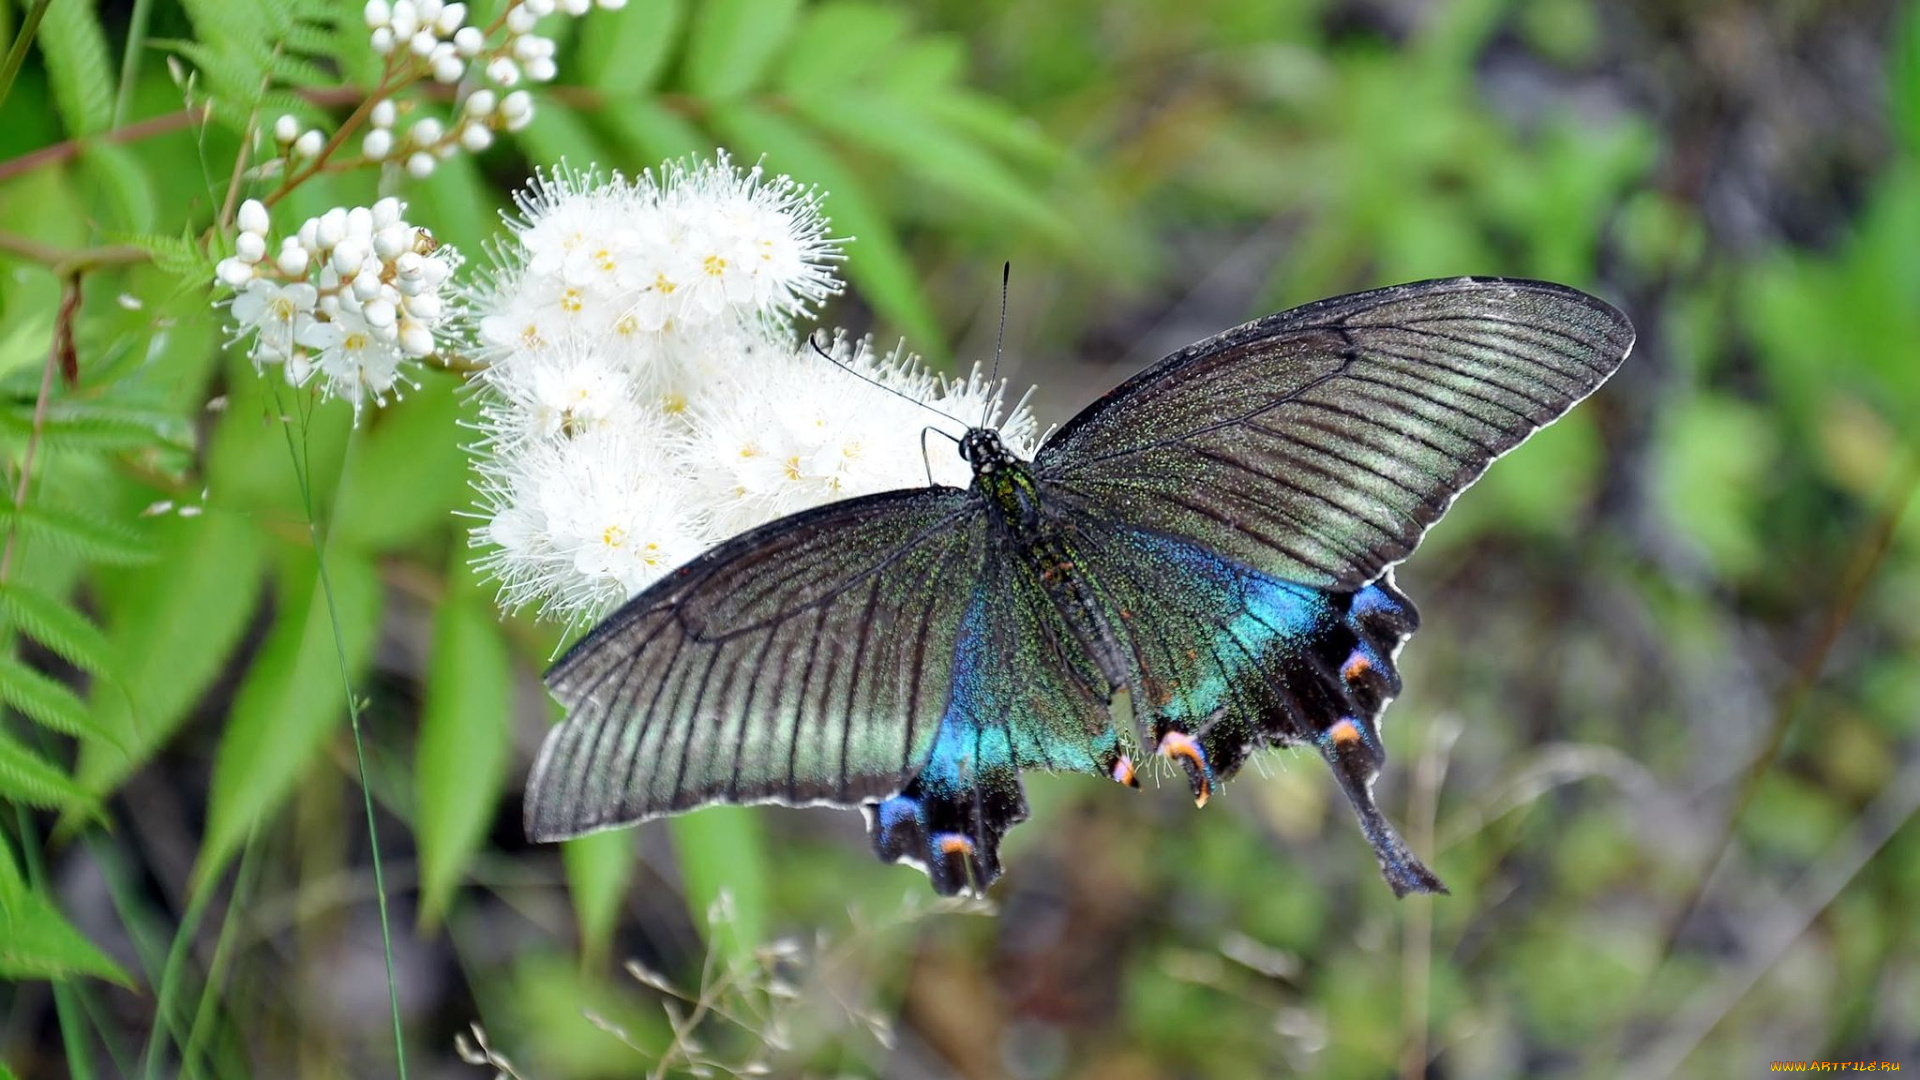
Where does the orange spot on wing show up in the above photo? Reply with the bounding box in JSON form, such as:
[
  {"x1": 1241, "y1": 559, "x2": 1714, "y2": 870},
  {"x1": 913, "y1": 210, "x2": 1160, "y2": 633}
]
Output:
[
  {"x1": 1329, "y1": 718, "x2": 1363, "y2": 745},
  {"x1": 938, "y1": 835, "x2": 975, "y2": 856},
  {"x1": 1112, "y1": 755, "x2": 1138, "y2": 787},
  {"x1": 1342, "y1": 653, "x2": 1372, "y2": 683},
  {"x1": 1158, "y1": 731, "x2": 1213, "y2": 808}
]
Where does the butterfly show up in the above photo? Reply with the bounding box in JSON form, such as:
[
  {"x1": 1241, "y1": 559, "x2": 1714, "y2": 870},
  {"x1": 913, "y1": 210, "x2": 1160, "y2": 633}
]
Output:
[{"x1": 523, "y1": 277, "x2": 1634, "y2": 898}]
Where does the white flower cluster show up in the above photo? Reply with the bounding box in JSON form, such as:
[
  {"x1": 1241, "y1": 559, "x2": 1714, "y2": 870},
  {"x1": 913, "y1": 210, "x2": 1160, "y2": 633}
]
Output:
[
  {"x1": 326, "y1": 0, "x2": 616, "y2": 179},
  {"x1": 466, "y1": 157, "x2": 1036, "y2": 626},
  {"x1": 214, "y1": 197, "x2": 460, "y2": 415}
]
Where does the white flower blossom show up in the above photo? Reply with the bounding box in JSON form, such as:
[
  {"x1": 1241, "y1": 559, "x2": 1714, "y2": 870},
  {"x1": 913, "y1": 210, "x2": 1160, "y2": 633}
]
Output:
[
  {"x1": 212, "y1": 197, "x2": 460, "y2": 420},
  {"x1": 229, "y1": 278, "x2": 318, "y2": 360},
  {"x1": 474, "y1": 424, "x2": 703, "y2": 625},
  {"x1": 462, "y1": 152, "x2": 1038, "y2": 628},
  {"x1": 678, "y1": 334, "x2": 1036, "y2": 538}
]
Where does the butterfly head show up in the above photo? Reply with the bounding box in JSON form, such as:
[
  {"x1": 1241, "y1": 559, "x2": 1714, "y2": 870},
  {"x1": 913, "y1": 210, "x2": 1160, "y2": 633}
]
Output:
[{"x1": 959, "y1": 427, "x2": 1017, "y2": 475}]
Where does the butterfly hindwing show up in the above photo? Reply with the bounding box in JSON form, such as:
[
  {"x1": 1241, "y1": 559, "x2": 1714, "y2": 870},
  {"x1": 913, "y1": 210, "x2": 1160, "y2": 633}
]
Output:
[
  {"x1": 868, "y1": 558, "x2": 1118, "y2": 895},
  {"x1": 1054, "y1": 509, "x2": 1441, "y2": 894},
  {"x1": 526, "y1": 488, "x2": 988, "y2": 841},
  {"x1": 1035, "y1": 277, "x2": 1635, "y2": 590}
]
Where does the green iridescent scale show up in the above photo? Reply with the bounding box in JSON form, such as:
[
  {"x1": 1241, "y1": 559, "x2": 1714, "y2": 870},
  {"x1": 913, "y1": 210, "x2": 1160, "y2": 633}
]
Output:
[{"x1": 527, "y1": 277, "x2": 1635, "y2": 898}]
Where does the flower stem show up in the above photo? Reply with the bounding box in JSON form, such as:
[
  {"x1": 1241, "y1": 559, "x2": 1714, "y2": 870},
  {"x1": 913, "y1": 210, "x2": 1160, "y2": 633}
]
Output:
[
  {"x1": 0, "y1": 0, "x2": 53, "y2": 114},
  {"x1": 271, "y1": 384, "x2": 410, "y2": 1078}
]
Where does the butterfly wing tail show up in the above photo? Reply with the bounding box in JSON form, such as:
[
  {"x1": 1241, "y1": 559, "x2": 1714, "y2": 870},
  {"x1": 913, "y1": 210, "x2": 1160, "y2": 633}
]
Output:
[{"x1": 1311, "y1": 578, "x2": 1447, "y2": 896}]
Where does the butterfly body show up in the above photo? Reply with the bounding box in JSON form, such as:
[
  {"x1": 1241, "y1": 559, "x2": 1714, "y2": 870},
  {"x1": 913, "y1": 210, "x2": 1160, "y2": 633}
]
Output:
[{"x1": 526, "y1": 277, "x2": 1635, "y2": 899}]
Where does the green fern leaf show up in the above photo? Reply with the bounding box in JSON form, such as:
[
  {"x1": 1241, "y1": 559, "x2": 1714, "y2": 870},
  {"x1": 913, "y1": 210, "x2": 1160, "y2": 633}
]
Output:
[
  {"x1": 0, "y1": 656, "x2": 120, "y2": 747},
  {"x1": 0, "y1": 503, "x2": 155, "y2": 566},
  {"x1": 110, "y1": 229, "x2": 213, "y2": 284},
  {"x1": 0, "y1": 730, "x2": 96, "y2": 812},
  {"x1": 0, "y1": 402, "x2": 195, "y2": 454},
  {"x1": 0, "y1": 583, "x2": 117, "y2": 677},
  {"x1": 0, "y1": 836, "x2": 129, "y2": 984},
  {"x1": 36, "y1": 0, "x2": 117, "y2": 137}
]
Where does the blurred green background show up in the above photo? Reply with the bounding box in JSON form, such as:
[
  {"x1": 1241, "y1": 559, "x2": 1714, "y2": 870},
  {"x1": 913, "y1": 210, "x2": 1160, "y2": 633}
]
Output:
[{"x1": 3, "y1": 0, "x2": 1919, "y2": 1076}]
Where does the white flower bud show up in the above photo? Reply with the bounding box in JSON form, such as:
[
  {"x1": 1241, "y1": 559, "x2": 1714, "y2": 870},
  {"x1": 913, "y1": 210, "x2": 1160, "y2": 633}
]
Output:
[
  {"x1": 507, "y1": 6, "x2": 539, "y2": 33},
  {"x1": 524, "y1": 0, "x2": 555, "y2": 15},
  {"x1": 403, "y1": 291, "x2": 442, "y2": 321},
  {"x1": 524, "y1": 56, "x2": 557, "y2": 82},
  {"x1": 395, "y1": 251, "x2": 425, "y2": 278},
  {"x1": 420, "y1": 257, "x2": 452, "y2": 287},
  {"x1": 459, "y1": 123, "x2": 494, "y2": 152},
  {"x1": 364, "y1": 0, "x2": 391, "y2": 27},
  {"x1": 237, "y1": 198, "x2": 270, "y2": 237},
  {"x1": 410, "y1": 28, "x2": 437, "y2": 56},
  {"x1": 347, "y1": 207, "x2": 375, "y2": 239},
  {"x1": 276, "y1": 242, "x2": 310, "y2": 277},
  {"x1": 363, "y1": 299, "x2": 398, "y2": 329},
  {"x1": 371, "y1": 99, "x2": 398, "y2": 129},
  {"x1": 297, "y1": 218, "x2": 320, "y2": 252},
  {"x1": 333, "y1": 237, "x2": 369, "y2": 275},
  {"x1": 561, "y1": 0, "x2": 590, "y2": 15},
  {"x1": 486, "y1": 56, "x2": 520, "y2": 86},
  {"x1": 410, "y1": 117, "x2": 445, "y2": 147},
  {"x1": 500, "y1": 90, "x2": 533, "y2": 121},
  {"x1": 215, "y1": 258, "x2": 254, "y2": 287},
  {"x1": 431, "y1": 49, "x2": 465, "y2": 84},
  {"x1": 462, "y1": 89, "x2": 496, "y2": 117},
  {"x1": 416, "y1": 0, "x2": 442, "y2": 20},
  {"x1": 363, "y1": 128, "x2": 393, "y2": 160},
  {"x1": 317, "y1": 269, "x2": 340, "y2": 296},
  {"x1": 273, "y1": 114, "x2": 299, "y2": 143},
  {"x1": 316, "y1": 208, "x2": 347, "y2": 249},
  {"x1": 398, "y1": 322, "x2": 435, "y2": 357},
  {"x1": 597, "y1": 0, "x2": 627, "y2": 9},
  {"x1": 511, "y1": 34, "x2": 541, "y2": 61},
  {"x1": 453, "y1": 25, "x2": 484, "y2": 56},
  {"x1": 353, "y1": 268, "x2": 384, "y2": 300},
  {"x1": 235, "y1": 231, "x2": 267, "y2": 263},
  {"x1": 389, "y1": 0, "x2": 417, "y2": 37},
  {"x1": 406, "y1": 151, "x2": 437, "y2": 178},
  {"x1": 293, "y1": 129, "x2": 325, "y2": 159},
  {"x1": 369, "y1": 26, "x2": 395, "y2": 54},
  {"x1": 373, "y1": 197, "x2": 404, "y2": 228},
  {"x1": 436, "y1": 3, "x2": 467, "y2": 34},
  {"x1": 373, "y1": 224, "x2": 412, "y2": 259}
]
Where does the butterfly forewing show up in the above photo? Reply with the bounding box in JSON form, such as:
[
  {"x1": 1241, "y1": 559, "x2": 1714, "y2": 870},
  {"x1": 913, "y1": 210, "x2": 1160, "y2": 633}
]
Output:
[
  {"x1": 1035, "y1": 278, "x2": 1634, "y2": 590},
  {"x1": 526, "y1": 488, "x2": 986, "y2": 840}
]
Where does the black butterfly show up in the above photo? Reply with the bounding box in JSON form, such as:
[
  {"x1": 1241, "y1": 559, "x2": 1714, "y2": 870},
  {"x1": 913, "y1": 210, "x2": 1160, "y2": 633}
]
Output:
[{"x1": 524, "y1": 277, "x2": 1634, "y2": 897}]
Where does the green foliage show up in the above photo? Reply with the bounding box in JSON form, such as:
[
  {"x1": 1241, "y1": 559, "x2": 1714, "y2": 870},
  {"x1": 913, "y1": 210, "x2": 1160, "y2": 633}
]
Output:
[
  {"x1": 199, "y1": 547, "x2": 382, "y2": 891},
  {"x1": 0, "y1": 729, "x2": 95, "y2": 811},
  {"x1": 415, "y1": 588, "x2": 513, "y2": 928},
  {"x1": 164, "y1": 0, "x2": 342, "y2": 133},
  {"x1": 562, "y1": 829, "x2": 635, "y2": 966},
  {"x1": 0, "y1": 834, "x2": 130, "y2": 985},
  {"x1": 0, "y1": 581, "x2": 116, "y2": 677},
  {"x1": 34, "y1": 0, "x2": 115, "y2": 138}
]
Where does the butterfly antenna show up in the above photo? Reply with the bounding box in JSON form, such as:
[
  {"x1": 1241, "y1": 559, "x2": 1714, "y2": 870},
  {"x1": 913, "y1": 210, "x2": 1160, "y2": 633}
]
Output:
[
  {"x1": 982, "y1": 262, "x2": 1011, "y2": 428},
  {"x1": 807, "y1": 332, "x2": 964, "y2": 428}
]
